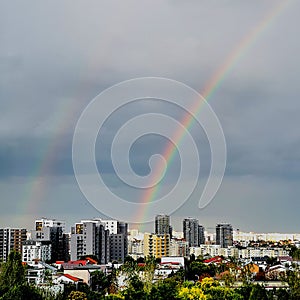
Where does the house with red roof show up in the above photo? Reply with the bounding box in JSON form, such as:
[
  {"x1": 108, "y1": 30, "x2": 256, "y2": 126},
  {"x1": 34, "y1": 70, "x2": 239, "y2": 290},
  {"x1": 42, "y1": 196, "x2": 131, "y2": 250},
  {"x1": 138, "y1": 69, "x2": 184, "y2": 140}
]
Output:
[
  {"x1": 204, "y1": 256, "x2": 224, "y2": 265},
  {"x1": 53, "y1": 274, "x2": 83, "y2": 284}
]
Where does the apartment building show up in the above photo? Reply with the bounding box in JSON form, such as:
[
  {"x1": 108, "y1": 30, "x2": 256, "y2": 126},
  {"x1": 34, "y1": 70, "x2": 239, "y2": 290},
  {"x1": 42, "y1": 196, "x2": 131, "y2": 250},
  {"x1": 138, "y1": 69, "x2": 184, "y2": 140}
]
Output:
[{"x1": 0, "y1": 228, "x2": 27, "y2": 262}]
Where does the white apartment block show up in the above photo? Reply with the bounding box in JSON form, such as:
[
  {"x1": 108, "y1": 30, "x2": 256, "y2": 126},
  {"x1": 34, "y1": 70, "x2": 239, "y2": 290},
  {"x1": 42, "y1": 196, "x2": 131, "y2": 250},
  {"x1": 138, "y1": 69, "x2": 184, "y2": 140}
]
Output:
[
  {"x1": 189, "y1": 244, "x2": 288, "y2": 259},
  {"x1": 233, "y1": 231, "x2": 300, "y2": 242},
  {"x1": 190, "y1": 245, "x2": 223, "y2": 258},
  {"x1": 22, "y1": 240, "x2": 52, "y2": 264},
  {"x1": 238, "y1": 247, "x2": 289, "y2": 259},
  {"x1": 170, "y1": 239, "x2": 189, "y2": 257},
  {"x1": 128, "y1": 230, "x2": 144, "y2": 260},
  {"x1": 172, "y1": 231, "x2": 184, "y2": 239},
  {"x1": 99, "y1": 219, "x2": 119, "y2": 234},
  {"x1": 128, "y1": 238, "x2": 144, "y2": 259},
  {"x1": 35, "y1": 218, "x2": 66, "y2": 232}
]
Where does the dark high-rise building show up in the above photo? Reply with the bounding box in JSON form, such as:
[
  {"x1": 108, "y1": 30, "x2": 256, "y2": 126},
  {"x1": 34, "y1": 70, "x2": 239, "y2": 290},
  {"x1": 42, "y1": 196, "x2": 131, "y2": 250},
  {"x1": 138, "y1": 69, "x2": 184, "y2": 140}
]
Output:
[
  {"x1": 155, "y1": 215, "x2": 172, "y2": 238},
  {"x1": 183, "y1": 218, "x2": 200, "y2": 247},
  {"x1": 109, "y1": 222, "x2": 128, "y2": 263},
  {"x1": 198, "y1": 225, "x2": 205, "y2": 245},
  {"x1": 216, "y1": 223, "x2": 233, "y2": 248}
]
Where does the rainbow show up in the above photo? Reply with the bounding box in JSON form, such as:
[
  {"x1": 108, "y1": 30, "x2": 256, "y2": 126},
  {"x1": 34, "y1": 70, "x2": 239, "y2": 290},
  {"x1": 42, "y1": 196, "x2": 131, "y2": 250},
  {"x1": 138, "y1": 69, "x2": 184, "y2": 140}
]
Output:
[
  {"x1": 21, "y1": 1, "x2": 291, "y2": 227},
  {"x1": 136, "y1": 0, "x2": 291, "y2": 226},
  {"x1": 20, "y1": 98, "x2": 77, "y2": 224}
]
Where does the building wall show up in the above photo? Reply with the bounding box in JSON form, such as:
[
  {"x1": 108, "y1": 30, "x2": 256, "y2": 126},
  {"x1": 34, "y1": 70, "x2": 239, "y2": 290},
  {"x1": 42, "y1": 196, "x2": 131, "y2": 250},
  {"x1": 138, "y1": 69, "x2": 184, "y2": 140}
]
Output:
[
  {"x1": 155, "y1": 215, "x2": 171, "y2": 237},
  {"x1": 0, "y1": 228, "x2": 27, "y2": 262},
  {"x1": 31, "y1": 221, "x2": 67, "y2": 262},
  {"x1": 144, "y1": 233, "x2": 170, "y2": 258},
  {"x1": 216, "y1": 223, "x2": 233, "y2": 248},
  {"x1": 70, "y1": 220, "x2": 110, "y2": 263},
  {"x1": 109, "y1": 222, "x2": 128, "y2": 263},
  {"x1": 183, "y1": 218, "x2": 200, "y2": 247},
  {"x1": 170, "y1": 239, "x2": 189, "y2": 257},
  {"x1": 22, "y1": 240, "x2": 52, "y2": 264}
]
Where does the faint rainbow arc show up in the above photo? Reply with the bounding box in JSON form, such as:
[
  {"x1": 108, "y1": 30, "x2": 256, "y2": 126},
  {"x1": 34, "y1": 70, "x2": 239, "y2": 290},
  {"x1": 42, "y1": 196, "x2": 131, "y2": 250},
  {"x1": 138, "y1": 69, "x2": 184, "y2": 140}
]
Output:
[
  {"x1": 136, "y1": 0, "x2": 291, "y2": 225},
  {"x1": 21, "y1": 98, "x2": 77, "y2": 222}
]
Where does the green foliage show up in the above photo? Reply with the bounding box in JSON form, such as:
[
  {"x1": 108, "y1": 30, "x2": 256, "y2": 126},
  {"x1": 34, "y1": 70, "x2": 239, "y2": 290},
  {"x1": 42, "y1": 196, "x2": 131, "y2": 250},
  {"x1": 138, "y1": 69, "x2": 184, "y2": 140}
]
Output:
[
  {"x1": 168, "y1": 267, "x2": 185, "y2": 283},
  {"x1": 1, "y1": 253, "x2": 299, "y2": 300},
  {"x1": 0, "y1": 284, "x2": 43, "y2": 300},
  {"x1": 177, "y1": 285, "x2": 207, "y2": 300},
  {"x1": 0, "y1": 251, "x2": 25, "y2": 290},
  {"x1": 103, "y1": 295, "x2": 124, "y2": 300},
  {"x1": 67, "y1": 291, "x2": 87, "y2": 300},
  {"x1": 236, "y1": 284, "x2": 252, "y2": 300},
  {"x1": 199, "y1": 278, "x2": 242, "y2": 300},
  {"x1": 274, "y1": 288, "x2": 290, "y2": 300},
  {"x1": 282, "y1": 269, "x2": 300, "y2": 299},
  {"x1": 289, "y1": 246, "x2": 300, "y2": 261},
  {"x1": 186, "y1": 261, "x2": 215, "y2": 281},
  {"x1": 205, "y1": 286, "x2": 243, "y2": 300},
  {"x1": 0, "y1": 250, "x2": 42, "y2": 300},
  {"x1": 148, "y1": 277, "x2": 178, "y2": 300},
  {"x1": 90, "y1": 270, "x2": 109, "y2": 295},
  {"x1": 248, "y1": 284, "x2": 268, "y2": 300},
  {"x1": 291, "y1": 248, "x2": 300, "y2": 261},
  {"x1": 266, "y1": 257, "x2": 277, "y2": 266},
  {"x1": 121, "y1": 274, "x2": 147, "y2": 300}
]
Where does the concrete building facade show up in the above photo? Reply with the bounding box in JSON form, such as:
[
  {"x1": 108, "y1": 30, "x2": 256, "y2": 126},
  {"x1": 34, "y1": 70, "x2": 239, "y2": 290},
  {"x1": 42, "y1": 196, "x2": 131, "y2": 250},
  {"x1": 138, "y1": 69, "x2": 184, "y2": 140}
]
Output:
[
  {"x1": 70, "y1": 220, "x2": 110, "y2": 264},
  {"x1": 0, "y1": 228, "x2": 27, "y2": 262},
  {"x1": 155, "y1": 214, "x2": 172, "y2": 237},
  {"x1": 22, "y1": 240, "x2": 52, "y2": 264},
  {"x1": 216, "y1": 223, "x2": 233, "y2": 248},
  {"x1": 144, "y1": 233, "x2": 170, "y2": 258},
  {"x1": 183, "y1": 218, "x2": 203, "y2": 247}
]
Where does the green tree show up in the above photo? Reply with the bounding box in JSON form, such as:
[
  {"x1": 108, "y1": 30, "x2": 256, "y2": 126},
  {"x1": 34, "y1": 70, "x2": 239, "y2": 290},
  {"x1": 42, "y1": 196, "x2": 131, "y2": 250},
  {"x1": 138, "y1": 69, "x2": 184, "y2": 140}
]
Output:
[
  {"x1": 291, "y1": 248, "x2": 300, "y2": 261},
  {"x1": 90, "y1": 270, "x2": 109, "y2": 295},
  {"x1": 248, "y1": 284, "x2": 268, "y2": 300},
  {"x1": 187, "y1": 261, "x2": 214, "y2": 281},
  {"x1": 67, "y1": 290, "x2": 88, "y2": 300},
  {"x1": 148, "y1": 277, "x2": 178, "y2": 300},
  {"x1": 0, "y1": 284, "x2": 43, "y2": 300},
  {"x1": 121, "y1": 274, "x2": 147, "y2": 300},
  {"x1": 0, "y1": 251, "x2": 44, "y2": 300},
  {"x1": 177, "y1": 282, "x2": 207, "y2": 300},
  {"x1": 282, "y1": 269, "x2": 300, "y2": 299},
  {"x1": 200, "y1": 277, "x2": 242, "y2": 300},
  {"x1": 0, "y1": 250, "x2": 25, "y2": 289},
  {"x1": 142, "y1": 256, "x2": 156, "y2": 293}
]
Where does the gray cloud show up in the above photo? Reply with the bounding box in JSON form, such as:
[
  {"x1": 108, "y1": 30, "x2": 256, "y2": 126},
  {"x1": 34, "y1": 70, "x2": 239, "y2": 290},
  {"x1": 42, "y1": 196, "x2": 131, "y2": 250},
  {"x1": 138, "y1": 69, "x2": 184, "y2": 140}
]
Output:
[{"x1": 1, "y1": 0, "x2": 300, "y2": 232}]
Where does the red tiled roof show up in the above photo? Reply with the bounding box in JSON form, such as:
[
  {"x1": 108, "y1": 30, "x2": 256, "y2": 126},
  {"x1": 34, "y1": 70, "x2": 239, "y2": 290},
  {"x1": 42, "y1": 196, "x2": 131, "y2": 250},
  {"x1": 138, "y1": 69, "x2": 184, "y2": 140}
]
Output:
[
  {"x1": 138, "y1": 263, "x2": 146, "y2": 267},
  {"x1": 62, "y1": 274, "x2": 81, "y2": 282},
  {"x1": 67, "y1": 260, "x2": 87, "y2": 266},
  {"x1": 86, "y1": 257, "x2": 97, "y2": 264},
  {"x1": 204, "y1": 256, "x2": 223, "y2": 264}
]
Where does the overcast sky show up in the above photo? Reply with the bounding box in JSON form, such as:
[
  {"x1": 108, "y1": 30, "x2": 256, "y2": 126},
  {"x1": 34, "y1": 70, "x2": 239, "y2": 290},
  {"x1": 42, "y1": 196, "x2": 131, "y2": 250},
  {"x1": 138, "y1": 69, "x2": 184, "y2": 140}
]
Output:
[{"x1": 1, "y1": 1, "x2": 300, "y2": 233}]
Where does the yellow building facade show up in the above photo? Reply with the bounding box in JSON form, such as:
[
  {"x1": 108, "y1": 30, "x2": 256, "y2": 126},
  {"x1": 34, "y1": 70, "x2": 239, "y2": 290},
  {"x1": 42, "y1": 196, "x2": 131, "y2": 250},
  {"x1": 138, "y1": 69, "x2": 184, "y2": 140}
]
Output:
[{"x1": 144, "y1": 233, "x2": 170, "y2": 258}]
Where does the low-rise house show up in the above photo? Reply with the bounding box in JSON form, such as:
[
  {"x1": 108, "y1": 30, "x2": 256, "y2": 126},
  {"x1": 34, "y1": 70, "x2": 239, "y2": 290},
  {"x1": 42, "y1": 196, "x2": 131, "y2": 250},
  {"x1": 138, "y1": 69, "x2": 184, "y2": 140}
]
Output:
[
  {"x1": 25, "y1": 261, "x2": 57, "y2": 285},
  {"x1": 154, "y1": 262, "x2": 182, "y2": 280},
  {"x1": 204, "y1": 256, "x2": 226, "y2": 265},
  {"x1": 265, "y1": 264, "x2": 287, "y2": 280},
  {"x1": 53, "y1": 274, "x2": 83, "y2": 284}
]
